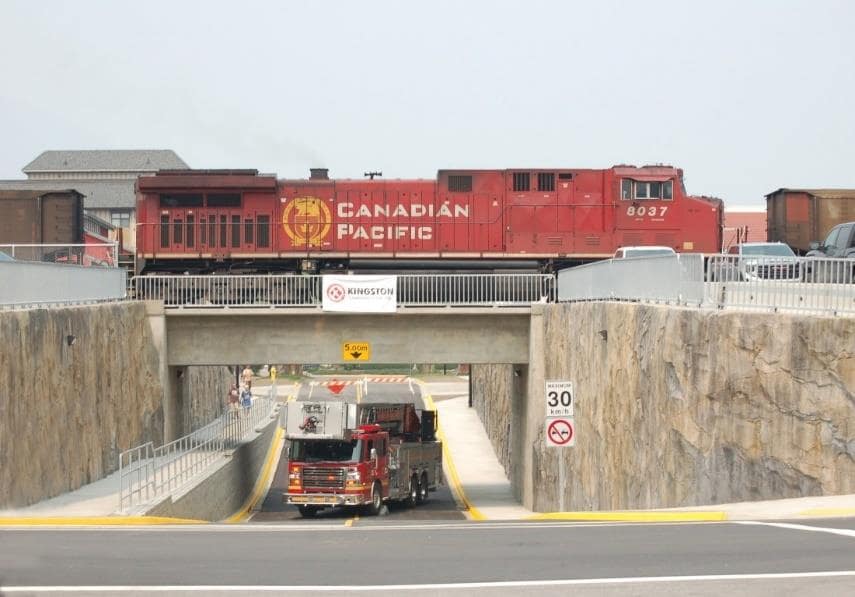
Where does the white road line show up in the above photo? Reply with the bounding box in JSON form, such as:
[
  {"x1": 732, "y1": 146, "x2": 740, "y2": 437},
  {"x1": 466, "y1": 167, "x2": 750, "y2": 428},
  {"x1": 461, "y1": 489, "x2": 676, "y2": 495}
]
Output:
[
  {"x1": 4, "y1": 571, "x2": 855, "y2": 592},
  {"x1": 734, "y1": 520, "x2": 855, "y2": 539},
  {"x1": 0, "y1": 521, "x2": 731, "y2": 533}
]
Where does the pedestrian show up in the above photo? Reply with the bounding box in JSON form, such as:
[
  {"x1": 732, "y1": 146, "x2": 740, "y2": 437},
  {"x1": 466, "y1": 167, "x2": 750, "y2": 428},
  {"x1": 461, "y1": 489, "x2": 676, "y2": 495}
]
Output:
[
  {"x1": 270, "y1": 365, "x2": 277, "y2": 382},
  {"x1": 228, "y1": 383, "x2": 239, "y2": 418},
  {"x1": 242, "y1": 365, "x2": 253, "y2": 388},
  {"x1": 240, "y1": 384, "x2": 253, "y2": 416}
]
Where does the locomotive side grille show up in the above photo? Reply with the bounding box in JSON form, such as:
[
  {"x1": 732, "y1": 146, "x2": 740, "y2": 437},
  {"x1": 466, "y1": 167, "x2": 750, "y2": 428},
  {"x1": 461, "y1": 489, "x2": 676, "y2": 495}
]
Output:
[
  {"x1": 584, "y1": 235, "x2": 600, "y2": 246},
  {"x1": 538, "y1": 172, "x2": 555, "y2": 192},
  {"x1": 623, "y1": 233, "x2": 643, "y2": 246},
  {"x1": 655, "y1": 233, "x2": 676, "y2": 246},
  {"x1": 513, "y1": 172, "x2": 530, "y2": 192},
  {"x1": 448, "y1": 175, "x2": 473, "y2": 193},
  {"x1": 546, "y1": 236, "x2": 562, "y2": 246},
  {"x1": 302, "y1": 467, "x2": 346, "y2": 489}
]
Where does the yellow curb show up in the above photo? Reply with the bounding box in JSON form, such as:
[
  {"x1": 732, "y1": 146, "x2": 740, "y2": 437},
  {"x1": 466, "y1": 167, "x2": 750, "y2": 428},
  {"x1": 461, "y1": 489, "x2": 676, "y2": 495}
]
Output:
[
  {"x1": 420, "y1": 389, "x2": 486, "y2": 521},
  {"x1": 0, "y1": 516, "x2": 206, "y2": 526},
  {"x1": 798, "y1": 508, "x2": 855, "y2": 517},
  {"x1": 224, "y1": 427, "x2": 285, "y2": 523},
  {"x1": 528, "y1": 511, "x2": 727, "y2": 522}
]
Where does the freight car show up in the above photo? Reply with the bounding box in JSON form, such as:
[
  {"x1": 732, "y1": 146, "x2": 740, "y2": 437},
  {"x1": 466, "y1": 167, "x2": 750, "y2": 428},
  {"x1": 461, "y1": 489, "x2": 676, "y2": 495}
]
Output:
[
  {"x1": 766, "y1": 188, "x2": 855, "y2": 254},
  {"x1": 135, "y1": 165, "x2": 723, "y2": 274},
  {"x1": 0, "y1": 189, "x2": 84, "y2": 262}
]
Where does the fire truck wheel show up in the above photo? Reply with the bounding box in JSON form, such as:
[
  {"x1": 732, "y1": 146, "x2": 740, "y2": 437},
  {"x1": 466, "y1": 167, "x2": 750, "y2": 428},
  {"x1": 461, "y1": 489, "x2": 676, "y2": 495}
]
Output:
[
  {"x1": 406, "y1": 474, "x2": 419, "y2": 508},
  {"x1": 297, "y1": 505, "x2": 319, "y2": 518},
  {"x1": 367, "y1": 481, "x2": 383, "y2": 516},
  {"x1": 417, "y1": 472, "x2": 429, "y2": 504}
]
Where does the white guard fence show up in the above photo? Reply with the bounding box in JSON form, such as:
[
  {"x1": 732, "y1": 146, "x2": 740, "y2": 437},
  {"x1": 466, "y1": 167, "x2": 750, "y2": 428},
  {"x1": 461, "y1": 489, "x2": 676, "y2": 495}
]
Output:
[
  {"x1": 118, "y1": 386, "x2": 278, "y2": 512},
  {"x1": 0, "y1": 260, "x2": 127, "y2": 307},
  {"x1": 557, "y1": 254, "x2": 855, "y2": 316},
  {"x1": 131, "y1": 273, "x2": 555, "y2": 307},
  {"x1": 0, "y1": 243, "x2": 118, "y2": 267}
]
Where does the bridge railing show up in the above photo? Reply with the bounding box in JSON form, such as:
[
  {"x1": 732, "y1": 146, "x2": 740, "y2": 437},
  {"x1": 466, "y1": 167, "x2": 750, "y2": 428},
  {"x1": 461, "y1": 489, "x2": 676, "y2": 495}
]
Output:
[
  {"x1": 118, "y1": 384, "x2": 278, "y2": 512},
  {"x1": 130, "y1": 273, "x2": 555, "y2": 308},
  {"x1": 557, "y1": 254, "x2": 855, "y2": 316},
  {"x1": 0, "y1": 243, "x2": 118, "y2": 267}
]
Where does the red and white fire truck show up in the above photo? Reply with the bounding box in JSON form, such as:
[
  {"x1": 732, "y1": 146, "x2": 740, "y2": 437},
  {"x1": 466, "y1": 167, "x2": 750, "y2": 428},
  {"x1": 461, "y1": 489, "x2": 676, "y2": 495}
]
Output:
[{"x1": 280, "y1": 401, "x2": 442, "y2": 517}]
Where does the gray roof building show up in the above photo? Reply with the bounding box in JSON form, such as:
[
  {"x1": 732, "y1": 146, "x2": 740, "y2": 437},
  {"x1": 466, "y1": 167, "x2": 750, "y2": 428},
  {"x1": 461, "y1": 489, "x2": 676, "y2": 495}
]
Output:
[
  {"x1": 23, "y1": 150, "x2": 188, "y2": 176},
  {"x1": 0, "y1": 179, "x2": 136, "y2": 209},
  {"x1": 2, "y1": 149, "x2": 190, "y2": 210}
]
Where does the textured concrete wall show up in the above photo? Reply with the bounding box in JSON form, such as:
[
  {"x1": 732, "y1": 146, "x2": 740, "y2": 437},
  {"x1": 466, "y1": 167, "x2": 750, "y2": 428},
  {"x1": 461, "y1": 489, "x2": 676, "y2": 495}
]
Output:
[
  {"x1": 145, "y1": 419, "x2": 276, "y2": 522},
  {"x1": 0, "y1": 303, "x2": 232, "y2": 509},
  {"x1": 176, "y1": 366, "x2": 232, "y2": 437},
  {"x1": 473, "y1": 304, "x2": 855, "y2": 512}
]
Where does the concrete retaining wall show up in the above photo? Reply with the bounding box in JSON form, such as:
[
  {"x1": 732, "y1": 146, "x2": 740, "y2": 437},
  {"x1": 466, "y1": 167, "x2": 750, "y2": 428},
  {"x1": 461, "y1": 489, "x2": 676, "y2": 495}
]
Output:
[
  {"x1": 472, "y1": 303, "x2": 855, "y2": 512},
  {"x1": 145, "y1": 418, "x2": 277, "y2": 522},
  {"x1": 0, "y1": 302, "x2": 231, "y2": 509}
]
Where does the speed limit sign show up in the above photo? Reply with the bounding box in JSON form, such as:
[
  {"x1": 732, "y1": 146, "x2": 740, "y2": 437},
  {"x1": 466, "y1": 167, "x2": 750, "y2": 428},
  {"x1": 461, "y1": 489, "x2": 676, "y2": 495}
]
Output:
[{"x1": 545, "y1": 380, "x2": 574, "y2": 418}]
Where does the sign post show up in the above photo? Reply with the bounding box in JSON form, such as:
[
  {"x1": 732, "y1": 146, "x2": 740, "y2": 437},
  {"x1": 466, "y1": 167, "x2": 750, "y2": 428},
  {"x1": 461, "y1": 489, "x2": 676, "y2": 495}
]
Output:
[{"x1": 545, "y1": 380, "x2": 575, "y2": 512}]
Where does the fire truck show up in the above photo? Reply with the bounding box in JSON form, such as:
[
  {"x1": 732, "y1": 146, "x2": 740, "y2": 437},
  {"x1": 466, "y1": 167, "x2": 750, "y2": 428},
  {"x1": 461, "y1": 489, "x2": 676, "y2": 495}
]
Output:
[{"x1": 280, "y1": 401, "x2": 442, "y2": 517}]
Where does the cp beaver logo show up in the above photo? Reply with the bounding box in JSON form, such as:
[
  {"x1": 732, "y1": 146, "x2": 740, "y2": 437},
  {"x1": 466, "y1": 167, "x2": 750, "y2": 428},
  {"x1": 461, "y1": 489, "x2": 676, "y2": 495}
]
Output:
[{"x1": 281, "y1": 197, "x2": 331, "y2": 247}]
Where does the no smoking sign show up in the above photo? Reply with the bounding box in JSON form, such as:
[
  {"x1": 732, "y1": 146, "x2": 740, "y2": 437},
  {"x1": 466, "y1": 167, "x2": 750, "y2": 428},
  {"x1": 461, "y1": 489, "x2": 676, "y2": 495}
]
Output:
[{"x1": 545, "y1": 417, "x2": 576, "y2": 448}]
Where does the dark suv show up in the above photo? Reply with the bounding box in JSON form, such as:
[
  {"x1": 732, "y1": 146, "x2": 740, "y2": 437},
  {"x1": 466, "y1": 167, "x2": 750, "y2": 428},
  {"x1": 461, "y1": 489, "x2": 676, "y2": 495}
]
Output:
[{"x1": 805, "y1": 221, "x2": 855, "y2": 282}]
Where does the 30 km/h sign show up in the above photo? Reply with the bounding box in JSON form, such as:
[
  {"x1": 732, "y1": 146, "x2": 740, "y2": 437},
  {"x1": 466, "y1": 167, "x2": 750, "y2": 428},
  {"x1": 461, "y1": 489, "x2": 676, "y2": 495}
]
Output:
[
  {"x1": 342, "y1": 341, "x2": 370, "y2": 361},
  {"x1": 545, "y1": 380, "x2": 574, "y2": 418},
  {"x1": 545, "y1": 417, "x2": 575, "y2": 447}
]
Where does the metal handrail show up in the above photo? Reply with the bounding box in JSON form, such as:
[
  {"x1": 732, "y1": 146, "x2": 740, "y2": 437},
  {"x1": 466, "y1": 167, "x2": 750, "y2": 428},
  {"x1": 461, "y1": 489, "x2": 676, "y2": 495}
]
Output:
[
  {"x1": 130, "y1": 273, "x2": 555, "y2": 308},
  {"x1": 118, "y1": 383, "x2": 278, "y2": 511},
  {"x1": 0, "y1": 242, "x2": 119, "y2": 267},
  {"x1": 557, "y1": 254, "x2": 855, "y2": 316}
]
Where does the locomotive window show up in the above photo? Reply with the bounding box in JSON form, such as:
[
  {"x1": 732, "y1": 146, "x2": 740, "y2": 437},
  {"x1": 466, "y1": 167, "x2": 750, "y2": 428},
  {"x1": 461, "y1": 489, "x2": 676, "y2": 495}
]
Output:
[
  {"x1": 160, "y1": 194, "x2": 203, "y2": 208},
  {"x1": 209, "y1": 218, "x2": 217, "y2": 247},
  {"x1": 538, "y1": 172, "x2": 555, "y2": 192},
  {"x1": 635, "y1": 182, "x2": 649, "y2": 199},
  {"x1": 231, "y1": 215, "x2": 241, "y2": 248},
  {"x1": 207, "y1": 193, "x2": 242, "y2": 208},
  {"x1": 160, "y1": 214, "x2": 169, "y2": 248},
  {"x1": 621, "y1": 179, "x2": 632, "y2": 200},
  {"x1": 512, "y1": 172, "x2": 530, "y2": 192},
  {"x1": 219, "y1": 215, "x2": 227, "y2": 247},
  {"x1": 186, "y1": 214, "x2": 195, "y2": 248},
  {"x1": 173, "y1": 218, "x2": 183, "y2": 244},
  {"x1": 257, "y1": 215, "x2": 270, "y2": 247},
  {"x1": 650, "y1": 182, "x2": 661, "y2": 198},
  {"x1": 448, "y1": 175, "x2": 472, "y2": 193},
  {"x1": 663, "y1": 181, "x2": 673, "y2": 200},
  {"x1": 244, "y1": 218, "x2": 254, "y2": 244},
  {"x1": 200, "y1": 217, "x2": 207, "y2": 246}
]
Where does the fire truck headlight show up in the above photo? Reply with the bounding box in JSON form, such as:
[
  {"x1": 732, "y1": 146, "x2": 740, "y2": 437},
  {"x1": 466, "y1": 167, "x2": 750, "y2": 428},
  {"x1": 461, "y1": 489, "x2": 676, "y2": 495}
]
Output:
[{"x1": 346, "y1": 468, "x2": 361, "y2": 481}]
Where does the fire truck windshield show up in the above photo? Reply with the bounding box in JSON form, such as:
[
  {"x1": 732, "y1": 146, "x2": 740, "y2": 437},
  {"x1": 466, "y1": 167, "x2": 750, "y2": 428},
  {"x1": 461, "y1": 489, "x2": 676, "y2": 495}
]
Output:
[{"x1": 290, "y1": 439, "x2": 363, "y2": 462}]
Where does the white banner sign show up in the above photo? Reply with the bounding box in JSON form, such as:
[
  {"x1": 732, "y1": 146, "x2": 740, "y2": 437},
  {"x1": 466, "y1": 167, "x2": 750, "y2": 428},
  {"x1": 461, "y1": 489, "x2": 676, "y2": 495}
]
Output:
[{"x1": 322, "y1": 275, "x2": 397, "y2": 313}]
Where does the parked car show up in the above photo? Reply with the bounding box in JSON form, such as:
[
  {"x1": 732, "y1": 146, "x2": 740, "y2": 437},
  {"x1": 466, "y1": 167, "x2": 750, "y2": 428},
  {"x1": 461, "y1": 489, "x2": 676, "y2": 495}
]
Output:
[
  {"x1": 804, "y1": 221, "x2": 855, "y2": 283},
  {"x1": 709, "y1": 242, "x2": 801, "y2": 282},
  {"x1": 613, "y1": 246, "x2": 677, "y2": 259}
]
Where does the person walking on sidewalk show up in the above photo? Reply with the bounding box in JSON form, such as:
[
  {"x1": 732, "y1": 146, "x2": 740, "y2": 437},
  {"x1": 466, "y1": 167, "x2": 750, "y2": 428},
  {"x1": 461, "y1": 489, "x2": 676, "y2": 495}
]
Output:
[
  {"x1": 240, "y1": 384, "x2": 253, "y2": 416},
  {"x1": 242, "y1": 365, "x2": 253, "y2": 389},
  {"x1": 228, "y1": 383, "x2": 240, "y2": 418}
]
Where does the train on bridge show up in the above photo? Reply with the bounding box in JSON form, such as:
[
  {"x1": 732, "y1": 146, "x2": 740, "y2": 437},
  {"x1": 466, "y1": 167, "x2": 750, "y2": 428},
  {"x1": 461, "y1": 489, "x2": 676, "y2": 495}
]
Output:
[{"x1": 135, "y1": 165, "x2": 723, "y2": 274}]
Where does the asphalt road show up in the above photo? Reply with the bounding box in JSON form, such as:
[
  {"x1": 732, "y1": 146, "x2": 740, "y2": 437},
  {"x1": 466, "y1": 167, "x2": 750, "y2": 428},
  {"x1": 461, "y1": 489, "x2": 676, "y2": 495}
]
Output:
[
  {"x1": 251, "y1": 377, "x2": 465, "y2": 523},
  {"x1": 1, "y1": 519, "x2": 854, "y2": 594}
]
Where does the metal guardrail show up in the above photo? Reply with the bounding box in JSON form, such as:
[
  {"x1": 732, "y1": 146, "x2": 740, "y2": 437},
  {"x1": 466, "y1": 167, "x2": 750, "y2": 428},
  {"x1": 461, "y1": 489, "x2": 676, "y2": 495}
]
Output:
[
  {"x1": 118, "y1": 385, "x2": 278, "y2": 512},
  {"x1": 130, "y1": 273, "x2": 555, "y2": 308},
  {"x1": 0, "y1": 243, "x2": 118, "y2": 267},
  {"x1": 557, "y1": 254, "x2": 855, "y2": 316}
]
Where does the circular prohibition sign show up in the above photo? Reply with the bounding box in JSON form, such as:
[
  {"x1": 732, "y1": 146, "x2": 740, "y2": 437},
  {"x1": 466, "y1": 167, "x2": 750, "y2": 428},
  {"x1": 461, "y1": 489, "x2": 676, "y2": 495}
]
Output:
[{"x1": 547, "y1": 418, "x2": 574, "y2": 446}]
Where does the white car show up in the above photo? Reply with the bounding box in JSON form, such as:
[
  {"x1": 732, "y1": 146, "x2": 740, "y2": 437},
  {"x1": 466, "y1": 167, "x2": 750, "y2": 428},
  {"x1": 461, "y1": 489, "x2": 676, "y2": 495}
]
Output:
[
  {"x1": 710, "y1": 242, "x2": 801, "y2": 282},
  {"x1": 613, "y1": 246, "x2": 677, "y2": 259}
]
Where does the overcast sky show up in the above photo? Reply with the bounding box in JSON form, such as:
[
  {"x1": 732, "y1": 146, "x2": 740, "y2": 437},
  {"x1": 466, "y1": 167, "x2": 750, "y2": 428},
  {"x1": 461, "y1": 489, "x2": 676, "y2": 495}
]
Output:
[{"x1": 1, "y1": 0, "x2": 853, "y2": 206}]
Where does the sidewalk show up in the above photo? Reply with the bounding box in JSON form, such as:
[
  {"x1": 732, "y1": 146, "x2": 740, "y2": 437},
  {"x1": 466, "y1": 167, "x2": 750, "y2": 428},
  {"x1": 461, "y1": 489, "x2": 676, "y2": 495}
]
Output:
[{"x1": 431, "y1": 395, "x2": 855, "y2": 522}]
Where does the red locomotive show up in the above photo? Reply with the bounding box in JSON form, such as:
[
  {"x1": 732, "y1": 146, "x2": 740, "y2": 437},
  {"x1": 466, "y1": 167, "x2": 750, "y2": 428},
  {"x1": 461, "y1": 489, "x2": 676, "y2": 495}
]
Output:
[{"x1": 135, "y1": 165, "x2": 722, "y2": 274}]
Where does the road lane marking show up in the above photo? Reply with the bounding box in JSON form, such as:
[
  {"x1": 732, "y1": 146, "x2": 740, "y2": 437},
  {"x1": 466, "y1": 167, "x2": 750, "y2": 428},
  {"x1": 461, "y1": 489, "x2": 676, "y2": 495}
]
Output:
[
  {"x1": 530, "y1": 511, "x2": 727, "y2": 522},
  {"x1": 5, "y1": 571, "x2": 855, "y2": 592},
  {"x1": 735, "y1": 520, "x2": 855, "y2": 539},
  {"x1": 420, "y1": 390, "x2": 485, "y2": 521},
  {"x1": 344, "y1": 515, "x2": 359, "y2": 527},
  {"x1": 225, "y1": 427, "x2": 285, "y2": 523}
]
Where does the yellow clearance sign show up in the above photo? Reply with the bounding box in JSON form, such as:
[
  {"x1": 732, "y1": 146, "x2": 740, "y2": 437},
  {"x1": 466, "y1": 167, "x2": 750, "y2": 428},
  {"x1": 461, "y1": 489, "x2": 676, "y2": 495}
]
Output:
[{"x1": 343, "y1": 342, "x2": 370, "y2": 361}]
